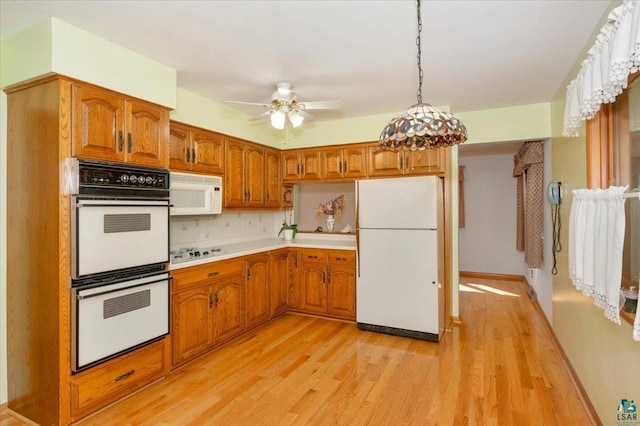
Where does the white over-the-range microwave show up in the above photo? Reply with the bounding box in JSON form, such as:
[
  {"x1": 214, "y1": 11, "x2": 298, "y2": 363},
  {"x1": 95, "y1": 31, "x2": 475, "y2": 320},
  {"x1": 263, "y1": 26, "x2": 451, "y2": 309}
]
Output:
[{"x1": 169, "y1": 172, "x2": 223, "y2": 216}]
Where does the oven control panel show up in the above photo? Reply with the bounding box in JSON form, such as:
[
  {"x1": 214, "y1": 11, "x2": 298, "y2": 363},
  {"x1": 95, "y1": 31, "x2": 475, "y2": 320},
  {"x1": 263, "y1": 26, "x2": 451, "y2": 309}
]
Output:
[{"x1": 75, "y1": 160, "x2": 170, "y2": 192}]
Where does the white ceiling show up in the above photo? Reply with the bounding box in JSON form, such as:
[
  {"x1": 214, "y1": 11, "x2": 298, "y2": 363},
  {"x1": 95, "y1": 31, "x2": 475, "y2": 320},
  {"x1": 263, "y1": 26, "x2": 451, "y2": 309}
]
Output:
[{"x1": 1, "y1": 0, "x2": 610, "y2": 122}]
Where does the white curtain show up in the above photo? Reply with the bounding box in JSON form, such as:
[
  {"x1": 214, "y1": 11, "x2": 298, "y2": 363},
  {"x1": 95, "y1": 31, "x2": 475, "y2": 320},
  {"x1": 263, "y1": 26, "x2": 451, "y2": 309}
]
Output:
[
  {"x1": 569, "y1": 186, "x2": 627, "y2": 325},
  {"x1": 563, "y1": 0, "x2": 640, "y2": 137}
]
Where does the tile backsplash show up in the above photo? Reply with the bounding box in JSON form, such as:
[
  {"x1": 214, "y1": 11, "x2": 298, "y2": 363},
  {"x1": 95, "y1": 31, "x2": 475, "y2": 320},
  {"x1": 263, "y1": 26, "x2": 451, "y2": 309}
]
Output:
[{"x1": 170, "y1": 211, "x2": 286, "y2": 251}]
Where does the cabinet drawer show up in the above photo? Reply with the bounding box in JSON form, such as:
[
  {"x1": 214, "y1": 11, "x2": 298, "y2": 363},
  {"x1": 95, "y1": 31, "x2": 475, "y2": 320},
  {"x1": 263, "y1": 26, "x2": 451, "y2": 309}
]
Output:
[
  {"x1": 327, "y1": 250, "x2": 356, "y2": 265},
  {"x1": 172, "y1": 258, "x2": 243, "y2": 291},
  {"x1": 300, "y1": 249, "x2": 327, "y2": 263},
  {"x1": 70, "y1": 339, "x2": 167, "y2": 421}
]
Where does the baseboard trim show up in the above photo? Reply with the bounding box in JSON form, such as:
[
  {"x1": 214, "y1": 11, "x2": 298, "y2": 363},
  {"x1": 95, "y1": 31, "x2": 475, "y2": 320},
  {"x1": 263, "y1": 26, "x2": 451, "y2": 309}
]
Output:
[
  {"x1": 460, "y1": 271, "x2": 601, "y2": 425},
  {"x1": 459, "y1": 271, "x2": 524, "y2": 282}
]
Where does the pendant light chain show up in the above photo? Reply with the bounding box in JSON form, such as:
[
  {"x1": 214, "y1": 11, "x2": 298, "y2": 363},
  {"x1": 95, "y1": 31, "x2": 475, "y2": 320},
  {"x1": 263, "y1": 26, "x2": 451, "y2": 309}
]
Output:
[
  {"x1": 416, "y1": 0, "x2": 423, "y2": 104},
  {"x1": 378, "y1": 0, "x2": 467, "y2": 150}
]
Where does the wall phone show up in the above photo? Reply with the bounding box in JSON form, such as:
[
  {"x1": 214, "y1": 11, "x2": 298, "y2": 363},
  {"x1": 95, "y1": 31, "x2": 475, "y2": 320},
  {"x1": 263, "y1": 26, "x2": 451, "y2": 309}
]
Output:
[
  {"x1": 547, "y1": 181, "x2": 562, "y2": 275},
  {"x1": 547, "y1": 181, "x2": 561, "y2": 205}
]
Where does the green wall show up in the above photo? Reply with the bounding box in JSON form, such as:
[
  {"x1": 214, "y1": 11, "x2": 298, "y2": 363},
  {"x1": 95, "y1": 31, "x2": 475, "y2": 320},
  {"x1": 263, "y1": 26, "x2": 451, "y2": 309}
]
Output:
[{"x1": 549, "y1": 1, "x2": 640, "y2": 423}]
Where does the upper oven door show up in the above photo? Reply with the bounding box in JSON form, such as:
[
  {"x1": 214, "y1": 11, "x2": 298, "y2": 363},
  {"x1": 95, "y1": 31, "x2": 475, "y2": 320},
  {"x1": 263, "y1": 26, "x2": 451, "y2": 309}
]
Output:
[{"x1": 72, "y1": 198, "x2": 169, "y2": 278}]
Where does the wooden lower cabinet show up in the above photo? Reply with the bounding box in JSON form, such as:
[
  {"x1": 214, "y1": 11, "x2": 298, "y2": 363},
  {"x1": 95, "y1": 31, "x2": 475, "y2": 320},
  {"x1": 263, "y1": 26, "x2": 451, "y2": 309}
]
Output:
[
  {"x1": 292, "y1": 249, "x2": 356, "y2": 320},
  {"x1": 213, "y1": 277, "x2": 245, "y2": 344},
  {"x1": 245, "y1": 254, "x2": 270, "y2": 330},
  {"x1": 270, "y1": 249, "x2": 290, "y2": 317},
  {"x1": 172, "y1": 285, "x2": 214, "y2": 365},
  {"x1": 70, "y1": 339, "x2": 169, "y2": 422},
  {"x1": 171, "y1": 259, "x2": 245, "y2": 366}
]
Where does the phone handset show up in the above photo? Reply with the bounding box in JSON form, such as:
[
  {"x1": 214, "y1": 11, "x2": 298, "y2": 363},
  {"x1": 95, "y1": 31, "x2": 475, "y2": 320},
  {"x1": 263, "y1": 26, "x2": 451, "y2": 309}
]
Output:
[{"x1": 547, "y1": 181, "x2": 561, "y2": 205}]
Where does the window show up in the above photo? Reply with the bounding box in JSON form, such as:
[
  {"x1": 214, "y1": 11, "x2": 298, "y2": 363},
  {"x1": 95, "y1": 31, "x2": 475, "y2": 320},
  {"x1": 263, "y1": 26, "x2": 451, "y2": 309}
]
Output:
[{"x1": 587, "y1": 72, "x2": 640, "y2": 324}]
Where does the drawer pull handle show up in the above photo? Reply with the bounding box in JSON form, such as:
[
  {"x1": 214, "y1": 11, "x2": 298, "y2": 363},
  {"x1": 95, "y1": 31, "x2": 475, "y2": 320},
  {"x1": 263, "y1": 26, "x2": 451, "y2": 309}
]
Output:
[
  {"x1": 336, "y1": 257, "x2": 347, "y2": 261},
  {"x1": 308, "y1": 255, "x2": 318, "y2": 259},
  {"x1": 208, "y1": 271, "x2": 219, "y2": 277},
  {"x1": 115, "y1": 369, "x2": 135, "y2": 382}
]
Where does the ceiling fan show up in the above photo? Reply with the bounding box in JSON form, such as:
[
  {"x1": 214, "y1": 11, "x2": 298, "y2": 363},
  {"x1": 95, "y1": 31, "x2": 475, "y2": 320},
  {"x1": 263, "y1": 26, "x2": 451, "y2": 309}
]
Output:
[{"x1": 226, "y1": 82, "x2": 343, "y2": 129}]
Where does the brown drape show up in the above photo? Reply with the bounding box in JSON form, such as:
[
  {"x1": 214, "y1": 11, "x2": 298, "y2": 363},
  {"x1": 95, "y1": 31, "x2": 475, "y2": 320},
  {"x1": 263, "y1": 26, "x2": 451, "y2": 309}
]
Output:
[
  {"x1": 459, "y1": 165, "x2": 465, "y2": 228},
  {"x1": 513, "y1": 141, "x2": 544, "y2": 268}
]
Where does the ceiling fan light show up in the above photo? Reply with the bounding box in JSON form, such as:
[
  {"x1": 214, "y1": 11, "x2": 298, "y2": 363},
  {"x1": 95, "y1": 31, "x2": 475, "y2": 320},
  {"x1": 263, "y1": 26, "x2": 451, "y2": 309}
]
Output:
[
  {"x1": 288, "y1": 111, "x2": 304, "y2": 128},
  {"x1": 271, "y1": 109, "x2": 286, "y2": 129}
]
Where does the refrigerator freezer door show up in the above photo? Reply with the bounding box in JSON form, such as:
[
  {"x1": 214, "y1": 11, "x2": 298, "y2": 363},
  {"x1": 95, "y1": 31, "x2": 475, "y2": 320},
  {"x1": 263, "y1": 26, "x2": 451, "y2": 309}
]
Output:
[
  {"x1": 358, "y1": 176, "x2": 439, "y2": 229},
  {"x1": 357, "y1": 229, "x2": 439, "y2": 335}
]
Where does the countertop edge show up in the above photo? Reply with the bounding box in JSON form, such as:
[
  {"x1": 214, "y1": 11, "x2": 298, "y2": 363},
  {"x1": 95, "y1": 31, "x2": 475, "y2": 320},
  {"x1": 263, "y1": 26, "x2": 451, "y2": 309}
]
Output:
[{"x1": 169, "y1": 239, "x2": 356, "y2": 270}]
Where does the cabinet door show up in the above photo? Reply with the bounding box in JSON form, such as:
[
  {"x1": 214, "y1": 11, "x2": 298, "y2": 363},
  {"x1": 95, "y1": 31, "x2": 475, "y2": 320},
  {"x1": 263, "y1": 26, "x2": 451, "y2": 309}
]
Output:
[
  {"x1": 172, "y1": 286, "x2": 213, "y2": 365},
  {"x1": 320, "y1": 148, "x2": 343, "y2": 180},
  {"x1": 168, "y1": 122, "x2": 191, "y2": 172},
  {"x1": 224, "y1": 139, "x2": 246, "y2": 208},
  {"x1": 282, "y1": 151, "x2": 301, "y2": 182},
  {"x1": 125, "y1": 99, "x2": 168, "y2": 168},
  {"x1": 327, "y1": 265, "x2": 356, "y2": 320},
  {"x1": 270, "y1": 251, "x2": 289, "y2": 317},
  {"x1": 288, "y1": 250, "x2": 302, "y2": 310},
  {"x1": 301, "y1": 150, "x2": 321, "y2": 180},
  {"x1": 245, "y1": 255, "x2": 270, "y2": 329},
  {"x1": 213, "y1": 277, "x2": 245, "y2": 345},
  {"x1": 191, "y1": 130, "x2": 225, "y2": 175},
  {"x1": 404, "y1": 148, "x2": 445, "y2": 175},
  {"x1": 343, "y1": 146, "x2": 368, "y2": 179},
  {"x1": 301, "y1": 263, "x2": 327, "y2": 314},
  {"x1": 72, "y1": 84, "x2": 125, "y2": 162},
  {"x1": 245, "y1": 145, "x2": 265, "y2": 207},
  {"x1": 264, "y1": 149, "x2": 282, "y2": 208},
  {"x1": 367, "y1": 144, "x2": 403, "y2": 177}
]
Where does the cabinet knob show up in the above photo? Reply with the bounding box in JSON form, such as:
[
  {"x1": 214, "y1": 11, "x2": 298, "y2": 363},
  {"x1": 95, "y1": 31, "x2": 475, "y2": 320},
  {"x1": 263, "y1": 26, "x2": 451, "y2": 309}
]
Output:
[
  {"x1": 127, "y1": 133, "x2": 132, "y2": 153},
  {"x1": 118, "y1": 131, "x2": 124, "y2": 152},
  {"x1": 207, "y1": 271, "x2": 219, "y2": 277}
]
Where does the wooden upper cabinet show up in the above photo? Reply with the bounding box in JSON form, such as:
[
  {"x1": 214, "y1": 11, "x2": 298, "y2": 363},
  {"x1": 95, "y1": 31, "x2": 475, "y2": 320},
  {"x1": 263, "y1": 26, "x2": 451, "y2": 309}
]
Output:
[
  {"x1": 282, "y1": 150, "x2": 321, "y2": 182},
  {"x1": 224, "y1": 138, "x2": 275, "y2": 209},
  {"x1": 367, "y1": 143, "x2": 445, "y2": 177},
  {"x1": 169, "y1": 122, "x2": 224, "y2": 174},
  {"x1": 404, "y1": 148, "x2": 445, "y2": 175},
  {"x1": 72, "y1": 84, "x2": 125, "y2": 163},
  {"x1": 169, "y1": 122, "x2": 190, "y2": 170},
  {"x1": 367, "y1": 144, "x2": 403, "y2": 177},
  {"x1": 321, "y1": 149, "x2": 343, "y2": 180},
  {"x1": 264, "y1": 148, "x2": 282, "y2": 208},
  {"x1": 320, "y1": 146, "x2": 367, "y2": 180},
  {"x1": 71, "y1": 84, "x2": 168, "y2": 168},
  {"x1": 245, "y1": 145, "x2": 265, "y2": 207},
  {"x1": 224, "y1": 139, "x2": 246, "y2": 208}
]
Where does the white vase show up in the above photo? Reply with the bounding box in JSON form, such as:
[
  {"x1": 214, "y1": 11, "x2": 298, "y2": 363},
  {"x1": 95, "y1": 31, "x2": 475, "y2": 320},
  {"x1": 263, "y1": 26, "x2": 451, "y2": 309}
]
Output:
[
  {"x1": 326, "y1": 215, "x2": 335, "y2": 232},
  {"x1": 283, "y1": 228, "x2": 294, "y2": 241}
]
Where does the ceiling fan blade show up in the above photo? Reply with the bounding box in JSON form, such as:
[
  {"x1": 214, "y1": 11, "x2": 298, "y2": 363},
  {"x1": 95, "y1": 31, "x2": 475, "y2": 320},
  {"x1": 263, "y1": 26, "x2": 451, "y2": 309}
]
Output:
[
  {"x1": 298, "y1": 110, "x2": 315, "y2": 121},
  {"x1": 248, "y1": 111, "x2": 272, "y2": 122},
  {"x1": 299, "y1": 100, "x2": 344, "y2": 110},
  {"x1": 225, "y1": 100, "x2": 272, "y2": 108}
]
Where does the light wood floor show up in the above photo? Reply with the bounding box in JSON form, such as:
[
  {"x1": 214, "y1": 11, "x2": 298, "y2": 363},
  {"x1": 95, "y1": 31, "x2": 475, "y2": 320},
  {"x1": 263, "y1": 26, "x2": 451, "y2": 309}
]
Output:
[{"x1": 1, "y1": 277, "x2": 594, "y2": 425}]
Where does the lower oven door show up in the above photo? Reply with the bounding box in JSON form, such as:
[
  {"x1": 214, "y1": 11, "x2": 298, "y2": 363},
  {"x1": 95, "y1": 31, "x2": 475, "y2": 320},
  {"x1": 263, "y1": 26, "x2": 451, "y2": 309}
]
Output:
[
  {"x1": 72, "y1": 198, "x2": 169, "y2": 278},
  {"x1": 72, "y1": 271, "x2": 169, "y2": 372}
]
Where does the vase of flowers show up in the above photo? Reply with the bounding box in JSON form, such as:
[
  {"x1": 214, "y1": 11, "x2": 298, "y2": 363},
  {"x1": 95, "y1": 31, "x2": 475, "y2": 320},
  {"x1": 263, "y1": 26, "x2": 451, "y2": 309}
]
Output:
[{"x1": 315, "y1": 194, "x2": 345, "y2": 232}]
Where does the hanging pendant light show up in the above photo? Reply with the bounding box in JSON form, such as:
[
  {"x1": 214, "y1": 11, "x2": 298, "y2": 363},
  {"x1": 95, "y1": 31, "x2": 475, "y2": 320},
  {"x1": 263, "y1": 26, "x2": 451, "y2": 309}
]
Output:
[{"x1": 379, "y1": 0, "x2": 467, "y2": 151}]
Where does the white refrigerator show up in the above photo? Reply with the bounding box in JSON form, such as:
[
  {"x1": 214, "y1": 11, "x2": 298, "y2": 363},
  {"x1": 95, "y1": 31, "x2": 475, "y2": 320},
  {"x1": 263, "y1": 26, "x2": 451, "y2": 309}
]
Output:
[{"x1": 356, "y1": 175, "x2": 444, "y2": 341}]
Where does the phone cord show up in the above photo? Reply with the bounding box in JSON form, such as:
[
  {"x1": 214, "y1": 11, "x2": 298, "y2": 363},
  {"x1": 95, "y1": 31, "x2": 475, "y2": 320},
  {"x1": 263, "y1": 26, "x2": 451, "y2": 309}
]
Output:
[{"x1": 551, "y1": 204, "x2": 561, "y2": 275}]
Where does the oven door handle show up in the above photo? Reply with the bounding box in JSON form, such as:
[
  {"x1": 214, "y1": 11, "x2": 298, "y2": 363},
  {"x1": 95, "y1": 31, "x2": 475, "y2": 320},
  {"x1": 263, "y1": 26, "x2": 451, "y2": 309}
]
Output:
[
  {"x1": 76, "y1": 202, "x2": 170, "y2": 208},
  {"x1": 76, "y1": 277, "x2": 172, "y2": 300}
]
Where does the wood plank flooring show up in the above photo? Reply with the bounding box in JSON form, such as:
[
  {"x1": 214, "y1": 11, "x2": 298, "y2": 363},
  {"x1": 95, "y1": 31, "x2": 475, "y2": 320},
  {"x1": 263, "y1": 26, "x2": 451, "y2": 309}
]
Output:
[{"x1": 1, "y1": 277, "x2": 594, "y2": 425}]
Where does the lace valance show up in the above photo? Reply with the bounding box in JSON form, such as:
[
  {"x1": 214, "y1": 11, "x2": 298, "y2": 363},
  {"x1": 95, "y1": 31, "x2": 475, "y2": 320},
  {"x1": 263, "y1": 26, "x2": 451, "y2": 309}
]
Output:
[{"x1": 563, "y1": 0, "x2": 640, "y2": 137}]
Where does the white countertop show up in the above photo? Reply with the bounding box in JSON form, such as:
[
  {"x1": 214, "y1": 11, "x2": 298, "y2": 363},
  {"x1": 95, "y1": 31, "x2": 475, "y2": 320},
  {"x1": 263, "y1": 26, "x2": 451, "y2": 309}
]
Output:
[{"x1": 169, "y1": 234, "x2": 356, "y2": 270}]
